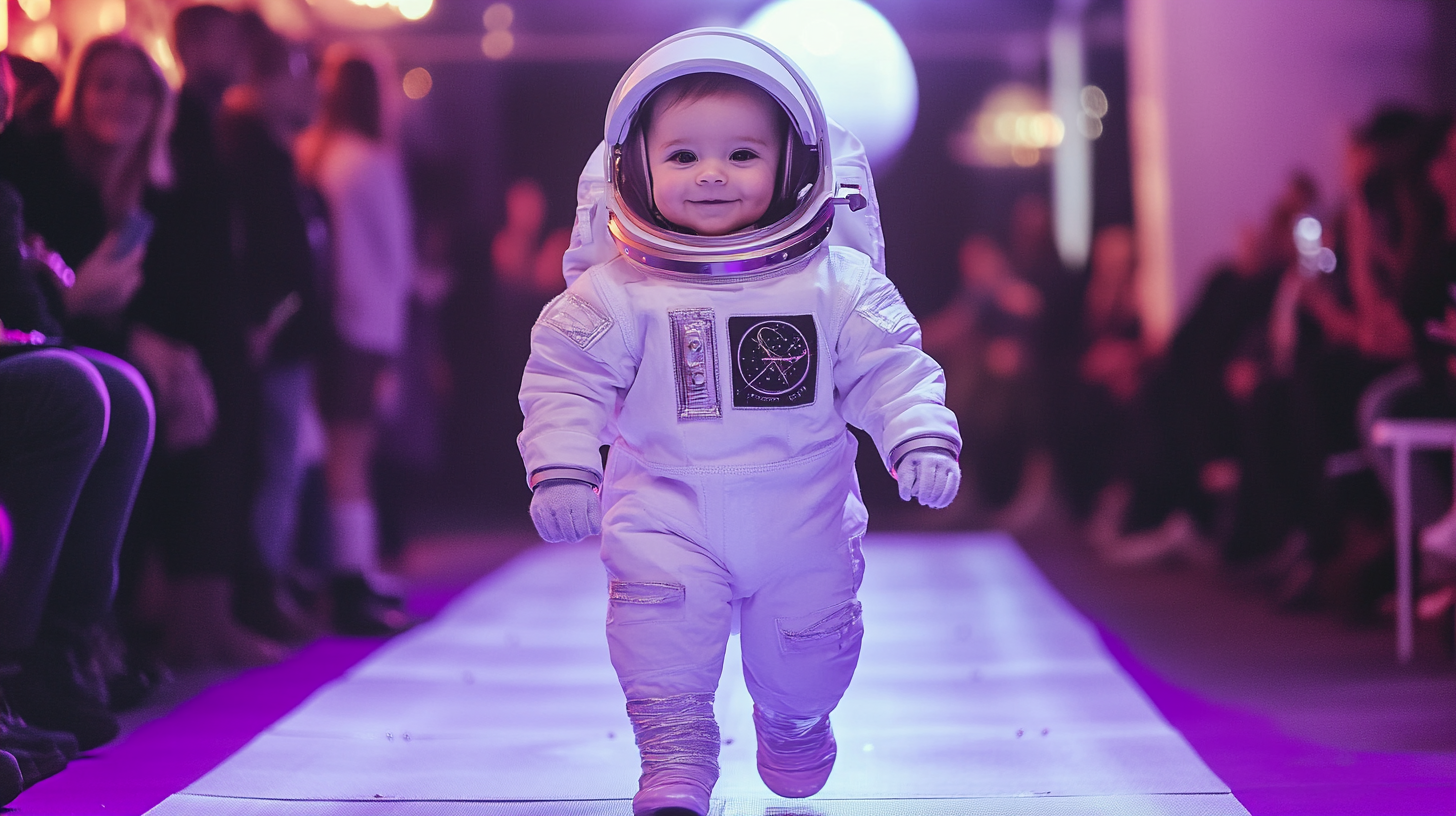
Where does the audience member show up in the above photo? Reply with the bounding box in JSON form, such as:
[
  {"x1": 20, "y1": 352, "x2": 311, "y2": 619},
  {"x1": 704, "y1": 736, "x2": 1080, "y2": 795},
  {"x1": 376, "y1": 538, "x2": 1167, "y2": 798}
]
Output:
[
  {"x1": 923, "y1": 234, "x2": 1043, "y2": 516},
  {"x1": 1275, "y1": 110, "x2": 1444, "y2": 617},
  {"x1": 1412, "y1": 118, "x2": 1456, "y2": 595},
  {"x1": 0, "y1": 55, "x2": 154, "y2": 793},
  {"x1": 1351, "y1": 114, "x2": 1456, "y2": 611},
  {"x1": 215, "y1": 12, "x2": 328, "y2": 644},
  {"x1": 1089, "y1": 174, "x2": 1314, "y2": 565},
  {"x1": 297, "y1": 44, "x2": 417, "y2": 635},
  {"x1": 1051, "y1": 224, "x2": 1147, "y2": 518}
]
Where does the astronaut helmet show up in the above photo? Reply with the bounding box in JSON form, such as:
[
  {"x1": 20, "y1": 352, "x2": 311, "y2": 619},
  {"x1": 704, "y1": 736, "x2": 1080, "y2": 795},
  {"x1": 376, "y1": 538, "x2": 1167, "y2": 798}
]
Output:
[{"x1": 604, "y1": 28, "x2": 845, "y2": 277}]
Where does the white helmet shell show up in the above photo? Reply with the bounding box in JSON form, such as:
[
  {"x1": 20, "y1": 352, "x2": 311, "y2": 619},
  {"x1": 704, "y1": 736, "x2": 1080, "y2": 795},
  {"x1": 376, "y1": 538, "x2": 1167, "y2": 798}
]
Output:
[{"x1": 603, "y1": 28, "x2": 849, "y2": 277}]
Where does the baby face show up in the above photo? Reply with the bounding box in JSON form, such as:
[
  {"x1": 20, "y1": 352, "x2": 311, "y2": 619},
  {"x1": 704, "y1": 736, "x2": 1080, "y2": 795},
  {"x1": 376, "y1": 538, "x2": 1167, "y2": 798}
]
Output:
[{"x1": 647, "y1": 90, "x2": 783, "y2": 236}]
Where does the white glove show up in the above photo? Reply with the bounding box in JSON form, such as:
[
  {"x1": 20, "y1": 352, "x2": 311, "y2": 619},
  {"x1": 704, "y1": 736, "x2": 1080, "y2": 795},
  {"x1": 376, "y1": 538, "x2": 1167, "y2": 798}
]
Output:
[
  {"x1": 896, "y1": 449, "x2": 961, "y2": 509},
  {"x1": 530, "y1": 479, "x2": 602, "y2": 542}
]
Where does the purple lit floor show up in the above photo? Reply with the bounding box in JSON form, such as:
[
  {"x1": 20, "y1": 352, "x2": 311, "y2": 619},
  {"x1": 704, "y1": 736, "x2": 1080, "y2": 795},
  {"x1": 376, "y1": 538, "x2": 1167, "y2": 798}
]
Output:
[{"x1": 3, "y1": 528, "x2": 1452, "y2": 816}]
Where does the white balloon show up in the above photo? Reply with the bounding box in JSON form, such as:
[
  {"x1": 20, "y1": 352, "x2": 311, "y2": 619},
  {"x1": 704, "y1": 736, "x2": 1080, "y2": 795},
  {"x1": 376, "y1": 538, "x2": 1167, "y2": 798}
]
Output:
[{"x1": 742, "y1": 0, "x2": 918, "y2": 169}]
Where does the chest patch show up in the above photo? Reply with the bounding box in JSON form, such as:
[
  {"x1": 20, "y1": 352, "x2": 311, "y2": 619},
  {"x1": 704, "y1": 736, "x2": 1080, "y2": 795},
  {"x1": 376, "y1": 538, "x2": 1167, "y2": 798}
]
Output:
[{"x1": 728, "y1": 314, "x2": 818, "y2": 409}]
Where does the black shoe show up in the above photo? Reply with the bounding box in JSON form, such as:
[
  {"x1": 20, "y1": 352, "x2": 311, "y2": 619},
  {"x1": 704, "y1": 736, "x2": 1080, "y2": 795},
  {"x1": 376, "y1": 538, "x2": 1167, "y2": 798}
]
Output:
[
  {"x1": 4, "y1": 629, "x2": 120, "y2": 751},
  {"x1": 0, "y1": 713, "x2": 79, "y2": 762},
  {"x1": 106, "y1": 650, "x2": 171, "y2": 714},
  {"x1": 234, "y1": 569, "x2": 324, "y2": 645},
  {"x1": 0, "y1": 698, "x2": 69, "y2": 790},
  {"x1": 0, "y1": 738, "x2": 66, "y2": 789},
  {"x1": 0, "y1": 749, "x2": 22, "y2": 807},
  {"x1": 330, "y1": 573, "x2": 419, "y2": 637}
]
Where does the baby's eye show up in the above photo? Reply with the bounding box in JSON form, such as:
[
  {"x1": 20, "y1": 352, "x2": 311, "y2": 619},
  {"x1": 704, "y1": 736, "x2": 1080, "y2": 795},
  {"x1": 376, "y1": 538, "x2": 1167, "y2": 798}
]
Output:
[
  {"x1": 730, "y1": 149, "x2": 759, "y2": 162},
  {"x1": 668, "y1": 151, "x2": 697, "y2": 164}
]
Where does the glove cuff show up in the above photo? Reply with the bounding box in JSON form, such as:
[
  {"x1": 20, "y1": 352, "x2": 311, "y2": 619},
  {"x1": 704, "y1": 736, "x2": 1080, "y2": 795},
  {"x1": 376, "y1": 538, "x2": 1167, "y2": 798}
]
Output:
[
  {"x1": 531, "y1": 478, "x2": 600, "y2": 496},
  {"x1": 528, "y1": 465, "x2": 602, "y2": 491},
  {"x1": 889, "y1": 435, "x2": 960, "y2": 474}
]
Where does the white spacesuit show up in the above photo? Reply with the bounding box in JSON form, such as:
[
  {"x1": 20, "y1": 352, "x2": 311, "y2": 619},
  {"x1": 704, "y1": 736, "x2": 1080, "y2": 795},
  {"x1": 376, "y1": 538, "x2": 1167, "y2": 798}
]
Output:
[{"x1": 518, "y1": 28, "x2": 960, "y2": 816}]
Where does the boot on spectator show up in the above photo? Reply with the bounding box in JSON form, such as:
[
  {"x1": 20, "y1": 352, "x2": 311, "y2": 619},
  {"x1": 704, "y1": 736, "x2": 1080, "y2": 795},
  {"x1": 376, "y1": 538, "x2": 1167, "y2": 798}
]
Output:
[
  {"x1": 329, "y1": 572, "x2": 417, "y2": 637},
  {"x1": 234, "y1": 566, "x2": 324, "y2": 646}
]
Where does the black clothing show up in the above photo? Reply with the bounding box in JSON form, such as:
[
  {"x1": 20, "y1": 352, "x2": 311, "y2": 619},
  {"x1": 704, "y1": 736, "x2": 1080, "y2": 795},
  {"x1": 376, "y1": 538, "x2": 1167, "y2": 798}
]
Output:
[
  {"x1": 214, "y1": 105, "x2": 327, "y2": 365},
  {"x1": 0, "y1": 181, "x2": 61, "y2": 339},
  {"x1": 0, "y1": 177, "x2": 154, "y2": 654},
  {"x1": 1120, "y1": 264, "x2": 1282, "y2": 535}
]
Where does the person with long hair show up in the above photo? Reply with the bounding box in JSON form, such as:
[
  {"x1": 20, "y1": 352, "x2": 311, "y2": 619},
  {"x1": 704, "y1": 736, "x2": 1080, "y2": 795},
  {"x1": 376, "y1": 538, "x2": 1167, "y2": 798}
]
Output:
[
  {"x1": 3, "y1": 36, "x2": 170, "y2": 355},
  {"x1": 3, "y1": 35, "x2": 287, "y2": 669},
  {"x1": 297, "y1": 45, "x2": 416, "y2": 635},
  {"x1": 0, "y1": 46, "x2": 156, "y2": 760}
]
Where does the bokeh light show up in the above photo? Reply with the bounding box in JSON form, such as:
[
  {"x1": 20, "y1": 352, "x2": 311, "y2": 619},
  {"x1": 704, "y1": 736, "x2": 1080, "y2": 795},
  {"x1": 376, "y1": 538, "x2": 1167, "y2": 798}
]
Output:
[
  {"x1": 403, "y1": 67, "x2": 433, "y2": 99},
  {"x1": 1077, "y1": 85, "x2": 1107, "y2": 140},
  {"x1": 949, "y1": 83, "x2": 1065, "y2": 168},
  {"x1": 742, "y1": 0, "x2": 918, "y2": 169},
  {"x1": 18, "y1": 0, "x2": 51, "y2": 22},
  {"x1": 483, "y1": 3, "x2": 515, "y2": 31},
  {"x1": 98, "y1": 0, "x2": 126, "y2": 35},
  {"x1": 481, "y1": 30, "x2": 514, "y2": 60},
  {"x1": 19, "y1": 22, "x2": 58, "y2": 63},
  {"x1": 398, "y1": 0, "x2": 433, "y2": 22}
]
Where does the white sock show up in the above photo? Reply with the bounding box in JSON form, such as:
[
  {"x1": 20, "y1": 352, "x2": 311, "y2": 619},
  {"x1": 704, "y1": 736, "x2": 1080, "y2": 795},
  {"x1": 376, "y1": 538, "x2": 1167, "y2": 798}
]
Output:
[{"x1": 330, "y1": 500, "x2": 379, "y2": 576}]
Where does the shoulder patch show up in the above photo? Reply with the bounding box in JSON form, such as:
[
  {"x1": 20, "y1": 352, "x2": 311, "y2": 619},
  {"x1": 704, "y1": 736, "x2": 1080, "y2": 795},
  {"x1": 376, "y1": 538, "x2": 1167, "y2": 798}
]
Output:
[
  {"x1": 856, "y1": 280, "x2": 916, "y2": 335},
  {"x1": 539, "y1": 292, "x2": 613, "y2": 349}
]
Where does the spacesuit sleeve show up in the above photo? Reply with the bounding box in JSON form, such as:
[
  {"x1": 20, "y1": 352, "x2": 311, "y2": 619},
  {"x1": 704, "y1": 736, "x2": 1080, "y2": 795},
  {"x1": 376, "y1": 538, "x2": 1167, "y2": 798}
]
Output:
[
  {"x1": 518, "y1": 272, "x2": 637, "y2": 489},
  {"x1": 833, "y1": 263, "x2": 961, "y2": 474}
]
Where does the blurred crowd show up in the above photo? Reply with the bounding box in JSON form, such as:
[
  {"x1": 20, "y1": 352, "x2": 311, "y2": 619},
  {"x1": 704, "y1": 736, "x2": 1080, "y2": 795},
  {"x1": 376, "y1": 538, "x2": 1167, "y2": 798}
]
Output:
[
  {"x1": 926, "y1": 107, "x2": 1456, "y2": 638},
  {"x1": 0, "y1": 6, "x2": 453, "y2": 799}
]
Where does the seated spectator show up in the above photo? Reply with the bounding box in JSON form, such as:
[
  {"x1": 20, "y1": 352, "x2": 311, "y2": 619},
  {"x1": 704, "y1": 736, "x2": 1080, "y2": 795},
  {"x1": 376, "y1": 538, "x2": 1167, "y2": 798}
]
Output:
[
  {"x1": 1051, "y1": 224, "x2": 1147, "y2": 519},
  {"x1": 1271, "y1": 109, "x2": 1445, "y2": 618},
  {"x1": 1089, "y1": 174, "x2": 1314, "y2": 565},
  {"x1": 1354, "y1": 113, "x2": 1456, "y2": 615},
  {"x1": 922, "y1": 234, "x2": 1043, "y2": 517},
  {"x1": 0, "y1": 34, "x2": 286, "y2": 667},
  {"x1": 0, "y1": 56, "x2": 154, "y2": 800}
]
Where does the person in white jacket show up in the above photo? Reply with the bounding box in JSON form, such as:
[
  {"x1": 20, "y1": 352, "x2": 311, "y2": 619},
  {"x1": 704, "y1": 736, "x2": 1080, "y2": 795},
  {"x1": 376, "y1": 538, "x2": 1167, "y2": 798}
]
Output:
[
  {"x1": 518, "y1": 29, "x2": 960, "y2": 816},
  {"x1": 297, "y1": 44, "x2": 416, "y2": 636}
]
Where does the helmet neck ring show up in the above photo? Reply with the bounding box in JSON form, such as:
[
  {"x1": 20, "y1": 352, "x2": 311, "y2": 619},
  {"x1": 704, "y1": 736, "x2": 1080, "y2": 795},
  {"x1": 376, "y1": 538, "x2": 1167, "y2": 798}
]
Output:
[{"x1": 608, "y1": 197, "x2": 835, "y2": 277}]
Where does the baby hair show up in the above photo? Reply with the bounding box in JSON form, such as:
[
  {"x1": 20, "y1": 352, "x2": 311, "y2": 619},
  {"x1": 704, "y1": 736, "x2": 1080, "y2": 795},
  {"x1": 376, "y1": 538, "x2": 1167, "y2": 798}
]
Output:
[{"x1": 641, "y1": 72, "x2": 788, "y2": 146}]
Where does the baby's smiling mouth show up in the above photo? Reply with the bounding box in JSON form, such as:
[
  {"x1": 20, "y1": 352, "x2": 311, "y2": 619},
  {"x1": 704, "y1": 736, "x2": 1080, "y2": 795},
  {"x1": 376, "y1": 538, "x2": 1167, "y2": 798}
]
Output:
[{"x1": 690, "y1": 199, "x2": 734, "y2": 205}]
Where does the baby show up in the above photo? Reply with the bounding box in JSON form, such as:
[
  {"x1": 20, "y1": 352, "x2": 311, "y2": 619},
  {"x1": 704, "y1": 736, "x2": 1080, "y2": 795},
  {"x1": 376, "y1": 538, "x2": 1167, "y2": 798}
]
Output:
[{"x1": 518, "y1": 28, "x2": 960, "y2": 816}]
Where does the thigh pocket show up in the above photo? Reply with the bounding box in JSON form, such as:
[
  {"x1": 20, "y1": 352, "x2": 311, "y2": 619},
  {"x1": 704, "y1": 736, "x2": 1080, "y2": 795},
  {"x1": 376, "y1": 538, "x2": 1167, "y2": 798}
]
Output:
[
  {"x1": 608, "y1": 580, "x2": 687, "y2": 625},
  {"x1": 775, "y1": 598, "x2": 863, "y2": 655}
]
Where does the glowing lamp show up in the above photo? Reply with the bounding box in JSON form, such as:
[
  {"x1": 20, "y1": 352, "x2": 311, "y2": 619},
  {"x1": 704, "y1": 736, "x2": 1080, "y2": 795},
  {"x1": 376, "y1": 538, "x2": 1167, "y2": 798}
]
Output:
[{"x1": 742, "y1": 0, "x2": 918, "y2": 169}]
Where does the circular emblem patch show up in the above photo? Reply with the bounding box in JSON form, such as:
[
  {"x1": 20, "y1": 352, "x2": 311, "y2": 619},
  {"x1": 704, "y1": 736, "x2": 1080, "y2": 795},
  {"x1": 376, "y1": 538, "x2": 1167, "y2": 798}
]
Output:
[{"x1": 736, "y1": 319, "x2": 812, "y2": 397}]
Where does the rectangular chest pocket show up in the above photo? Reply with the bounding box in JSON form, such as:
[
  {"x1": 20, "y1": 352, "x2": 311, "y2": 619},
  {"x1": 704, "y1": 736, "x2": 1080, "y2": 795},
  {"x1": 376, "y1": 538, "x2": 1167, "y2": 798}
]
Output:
[
  {"x1": 728, "y1": 314, "x2": 818, "y2": 409},
  {"x1": 608, "y1": 580, "x2": 687, "y2": 625},
  {"x1": 669, "y1": 308, "x2": 721, "y2": 419}
]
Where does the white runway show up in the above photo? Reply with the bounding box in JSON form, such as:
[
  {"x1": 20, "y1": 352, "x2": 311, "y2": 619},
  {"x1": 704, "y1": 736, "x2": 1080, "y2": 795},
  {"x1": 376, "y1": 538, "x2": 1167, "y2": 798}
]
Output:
[{"x1": 146, "y1": 533, "x2": 1249, "y2": 815}]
